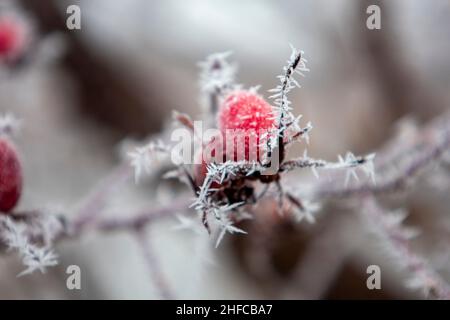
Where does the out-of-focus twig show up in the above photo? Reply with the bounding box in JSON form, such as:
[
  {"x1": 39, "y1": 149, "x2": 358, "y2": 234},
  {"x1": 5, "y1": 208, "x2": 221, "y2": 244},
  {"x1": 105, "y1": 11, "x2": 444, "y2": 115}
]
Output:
[
  {"x1": 280, "y1": 214, "x2": 355, "y2": 299},
  {"x1": 71, "y1": 162, "x2": 132, "y2": 235},
  {"x1": 92, "y1": 198, "x2": 191, "y2": 233},
  {"x1": 134, "y1": 228, "x2": 174, "y2": 299},
  {"x1": 308, "y1": 113, "x2": 450, "y2": 199},
  {"x1": 361, "y1": 196, "x2": 450, "y2": 299}
]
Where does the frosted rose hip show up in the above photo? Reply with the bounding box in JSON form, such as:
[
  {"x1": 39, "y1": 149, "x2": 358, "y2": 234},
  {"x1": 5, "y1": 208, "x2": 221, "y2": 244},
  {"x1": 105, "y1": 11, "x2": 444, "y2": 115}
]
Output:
[
  {"x1": 218, "y1": 90, "x2": 275, "y2": 161},
  {"x1": 195, "y1": 91, "x2": 275, "y2": 185},
  {"x1": 0, "y1": 16, "x2": 28, "y2": 62},
  {"x1": 218, "y1": 90, "x2": 274, "y2": 132},
  {"x1": 0, "y1": 138, "x2": 22, "y2": 213}
]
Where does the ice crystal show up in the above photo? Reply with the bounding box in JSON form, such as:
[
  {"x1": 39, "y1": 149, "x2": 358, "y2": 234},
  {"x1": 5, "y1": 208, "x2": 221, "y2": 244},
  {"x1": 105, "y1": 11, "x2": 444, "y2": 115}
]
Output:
[
  {"x1": 267, "y1": 45, "x2": 310, "y2": 152},
  {"x1": 199, "y1": 51, "x2": 236, "y2": 95},
  {"x1": 0, "y1": 215, "x2": 59, "y2": 276},
  {"x1": 128, "y1": 140, "x2": 169, "y2": 183},
  {"x1": 0, "y1": 113, "x2": 21, "y2": 136}
]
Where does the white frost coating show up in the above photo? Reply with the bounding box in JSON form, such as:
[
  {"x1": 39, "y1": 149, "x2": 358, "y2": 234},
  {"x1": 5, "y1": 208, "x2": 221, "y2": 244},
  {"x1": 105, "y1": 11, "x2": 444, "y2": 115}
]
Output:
[{"x1": 0, "y1": 216, "x2": 59, "y2": 276}]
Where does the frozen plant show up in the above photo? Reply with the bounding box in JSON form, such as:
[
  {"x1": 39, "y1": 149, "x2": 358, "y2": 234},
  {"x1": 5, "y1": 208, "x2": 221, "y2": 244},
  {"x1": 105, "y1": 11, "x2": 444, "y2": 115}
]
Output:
[
  {"x1": 131, "y1": 46, "x2": 376, "y2": 247},
  {"x1": 1, "y1": 43, "x2": 450, "y2": 300}
]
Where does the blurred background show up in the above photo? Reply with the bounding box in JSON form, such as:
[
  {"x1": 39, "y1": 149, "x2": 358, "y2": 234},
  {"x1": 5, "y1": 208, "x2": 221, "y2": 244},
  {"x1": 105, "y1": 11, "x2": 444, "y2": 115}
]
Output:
[{"x1": 0, "y1": 0, "x2": 449, "y2": 299}]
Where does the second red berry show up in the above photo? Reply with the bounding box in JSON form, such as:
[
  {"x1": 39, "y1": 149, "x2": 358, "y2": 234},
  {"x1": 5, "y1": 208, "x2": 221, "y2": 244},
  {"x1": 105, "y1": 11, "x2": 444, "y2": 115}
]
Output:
[{"x1": 0, "y1": 138, "x2": 22, "y2": 213}]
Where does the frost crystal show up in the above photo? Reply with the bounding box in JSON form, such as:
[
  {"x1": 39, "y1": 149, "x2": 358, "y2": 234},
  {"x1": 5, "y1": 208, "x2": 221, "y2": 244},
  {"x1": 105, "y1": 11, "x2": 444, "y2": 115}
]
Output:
[
  {"x1": 172, "y1": 214, "x2": 204, "y2": 235},
  {"x1": 128, "y1": 140, "x2": 169, "y2": 183},
  {"x1": 199, "y1": 51, "x2": 236, "y2": 94},
  {"x1": 0, "y1": 113, "x2": 21, "y2": 136},
  {"x1": 17, "y1": 246, "x2": 58, "y2": 277},
  {"x1": 0, "y1": 216, "x2": 59, "y2": 276},
  {"x1": 214, "y1": 211, "x2": 247, "y2": 248},
  {"x1": 292, "y1": 199, "x2": 321, "y2": 223},
  {"x1": 281, "y1": 151, "x2": 376, "y2": 182},
  {"x1": 267, "y1": 46, "x2": 311, "y2": 153},
  {"x1": 191, "y1": 160, "x2": 264, "y2": 213}
]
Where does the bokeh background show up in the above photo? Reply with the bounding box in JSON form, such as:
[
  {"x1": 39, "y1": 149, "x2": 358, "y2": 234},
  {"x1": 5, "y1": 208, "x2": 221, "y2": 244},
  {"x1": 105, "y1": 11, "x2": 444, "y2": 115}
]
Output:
[{"x1": 0, "y1": 0, "x2": 450, "y2": 299}]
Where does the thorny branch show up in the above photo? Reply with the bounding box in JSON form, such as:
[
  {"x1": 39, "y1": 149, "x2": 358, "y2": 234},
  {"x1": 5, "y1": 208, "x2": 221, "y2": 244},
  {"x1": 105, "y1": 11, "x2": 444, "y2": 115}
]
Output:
[
  {"x1": 361, "y1": 196, "x2": 450, "y2": 299},
  {"x1": 266, "y1": 47, "x2": 311, "y2": 164},
  {"x1": 309, "y1": 112, "x2": 450, "y2": 200}
]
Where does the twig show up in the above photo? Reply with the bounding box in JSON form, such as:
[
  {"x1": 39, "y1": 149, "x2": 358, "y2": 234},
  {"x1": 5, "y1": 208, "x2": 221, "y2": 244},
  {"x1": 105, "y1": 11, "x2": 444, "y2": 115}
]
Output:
[
  {"x1": 134, "y1": 228, "x2": 174, "y2": 299},
  {"x1": 71, "y1": 162, "x2": 132, "y2": 234},
  {"x1": 361, "y1": 196, "x2": 450, "y2": 299},
  {"x1": 92, "y1": 198, "x2": 191, "y2": 233},
  {"x1": 267, "y1": 48, "x2": 308, "y2": 164},
  {"x1": 310, "y1": 115, "x2": 450, "y2": 199},
  {"x1": 199, "y1": 51, "x2": 235, "y2": 119},
  {"x1": 275, "y1": 50, "x2": 302, "y2": 163}
]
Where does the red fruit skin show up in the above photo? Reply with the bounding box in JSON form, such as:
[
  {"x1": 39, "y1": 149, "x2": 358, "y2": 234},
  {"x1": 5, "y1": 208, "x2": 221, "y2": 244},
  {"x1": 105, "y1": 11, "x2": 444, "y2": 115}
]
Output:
[
  {"x1": 195, "y1": 91, "x2": 275, "y2": 186},
  {"x1": 0, "y1": 16, "x2": 27, "y2": 62},
  {"x1": 0, "y1": 139, "x2": 22, "y2": 213},
  {"x1": 218, "y1": 91, "x2": 275, "y2": 161},
  {"x1": 219, "y1": 91, "x2": 275, "y2": 132}
]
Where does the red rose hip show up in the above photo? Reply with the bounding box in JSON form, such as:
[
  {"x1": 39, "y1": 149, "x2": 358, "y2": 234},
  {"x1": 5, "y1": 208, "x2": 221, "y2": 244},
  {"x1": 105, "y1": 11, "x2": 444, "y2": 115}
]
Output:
[
  {"x1": 218, "y1": 90, "x2": 275, "y2": 133},
  {"x1": 195, "y1": 91, "x2": 276, "y2": 186},
  {"x1": 0, "y1": 138, "x2": 22, "y2": 213},
  {"x1": 0, "y1": 15, "x2": 28, "y2": 63},
  {"x1": 218, "y1": 90, "x2": 275, "y2": 161}
]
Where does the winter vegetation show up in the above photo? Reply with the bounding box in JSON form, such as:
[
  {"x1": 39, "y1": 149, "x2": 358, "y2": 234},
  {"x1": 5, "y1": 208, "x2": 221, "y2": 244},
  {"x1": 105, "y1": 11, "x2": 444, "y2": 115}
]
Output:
[{"x1": 1, "y1": 0, "x2": 450, "y2": 300}]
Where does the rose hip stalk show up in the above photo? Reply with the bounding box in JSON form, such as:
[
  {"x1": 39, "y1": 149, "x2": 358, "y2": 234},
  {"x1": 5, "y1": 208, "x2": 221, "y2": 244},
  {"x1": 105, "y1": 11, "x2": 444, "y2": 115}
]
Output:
[{"x1": 0, "y1": 138, "x2": 22, "y2": 213}]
